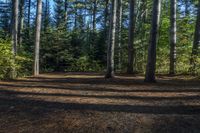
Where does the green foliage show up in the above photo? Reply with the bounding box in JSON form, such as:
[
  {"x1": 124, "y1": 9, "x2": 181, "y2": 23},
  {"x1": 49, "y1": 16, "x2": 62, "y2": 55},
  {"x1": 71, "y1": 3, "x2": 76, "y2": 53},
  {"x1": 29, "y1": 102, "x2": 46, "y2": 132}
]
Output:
[
  {"x1": 0, "y1": 39, "x2": 15, "y2": 79},
  {"x1": 0, "y1": 0, "x2": 199, "y2": 77},
  {"x1": 15, "y1": 53, "x2": 33, "y2": 77},
  {"x1": 40, "y1": 28, "x2": 73, "y2": 72},
  {"x1": 69, "y1": 56, "x2": 103, "y2": 72},
  {"x1": 0, "y1": 39, "x2": 32, "y2": 79}
]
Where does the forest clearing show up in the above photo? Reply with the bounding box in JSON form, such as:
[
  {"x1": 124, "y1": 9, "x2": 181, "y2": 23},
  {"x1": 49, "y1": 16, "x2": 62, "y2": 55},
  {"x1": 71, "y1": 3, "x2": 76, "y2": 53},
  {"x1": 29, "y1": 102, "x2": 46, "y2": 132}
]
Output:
[
  {"x1": 0, "y1": 0, "x2": 200, "y2": 132},
  {"x1": 0, "y1": 73, "x2": 200, "y2": 132}
]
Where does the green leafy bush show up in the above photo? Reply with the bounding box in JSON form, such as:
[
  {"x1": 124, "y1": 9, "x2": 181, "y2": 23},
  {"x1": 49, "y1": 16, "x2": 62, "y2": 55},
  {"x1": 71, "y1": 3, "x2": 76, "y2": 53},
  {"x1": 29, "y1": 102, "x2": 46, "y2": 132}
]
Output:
[
  {"x1": 0, "y1": 39, "x2": 32, "y2": 79},
  {"x1": 0, "y1": 39, "x2": 15, "y2": 79},
  {"x1": 69, "y1": 56, "x2": 103, "y2": 72}
]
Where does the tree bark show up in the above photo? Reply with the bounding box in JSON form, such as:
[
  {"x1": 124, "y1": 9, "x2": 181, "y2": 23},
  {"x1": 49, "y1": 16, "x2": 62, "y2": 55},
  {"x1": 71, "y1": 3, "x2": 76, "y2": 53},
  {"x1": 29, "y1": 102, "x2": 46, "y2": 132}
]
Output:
[
  {"x1": 190, "y1": 0, "x2": 200, "y2": 73},
  {"x1": 18, "y1": 0, "x2": 25, "y2": 48},
  {"x1": 116, "y1": 0, "x2": 122, "y2": 71},
  {"x1": 105, "y1": 0, "x2": 117, "y2": 78},
  {"x1": 12, "y1": 0, "x2": 19, "y2": 56},
  {"x1": 145, "y1": 0, "x2": 161, "y2": 82},
  {"x1": 169, "y1": 0, "x2": 177, "y2": 75},
  {"x1": 127, "y1": 0, "x2": 135, "y2": 74},
  {"x1": 34, "y1": 0, "x2": 42, "y2": 76}
]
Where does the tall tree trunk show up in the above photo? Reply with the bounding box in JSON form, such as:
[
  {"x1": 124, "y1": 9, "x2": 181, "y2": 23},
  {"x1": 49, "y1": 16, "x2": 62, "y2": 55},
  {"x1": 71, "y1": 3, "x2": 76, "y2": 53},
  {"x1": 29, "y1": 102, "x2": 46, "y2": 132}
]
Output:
[
  {"x1": 116, "y1": 0, "x2": 122, "y2": 71},
  {"x1": 145, "y1": 0, "x2": 161, "y2": 82},
  {"x1": 190, "y1": 0, "x2": 200, "y2": 73},
  {"x1": 127, "y1": 0, "x2": 135, "y2": 74},
  {"x1": 11, "y1": 0, "x2": 19, "y2": 78},
  {"x1": 18, "y1": 0, "x2": 25, "y2": 48},
  {"x1": 12, "y1": 0, "x2": 19, "y2": 55},
  {"x1": 105, "y1": 0, "x2": 117, "y2": 78},
  {"x1": 34, "y1": 0, "x2": 42, "y2": 76},
  {"x1": 169, "y1": 0, "x2": 177, "y2": 75}
]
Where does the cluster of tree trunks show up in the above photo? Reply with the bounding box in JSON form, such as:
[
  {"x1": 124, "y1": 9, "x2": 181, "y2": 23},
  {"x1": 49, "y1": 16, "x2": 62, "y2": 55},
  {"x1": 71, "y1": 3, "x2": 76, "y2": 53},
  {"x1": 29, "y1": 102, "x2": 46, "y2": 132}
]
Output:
[
  {"x1": 106, "y1": 0, "x2": 199, "y2": 82},
  {"x1": 105, "y1": 0, "x2": 117, "y2": 78},
  {"x1": 11, "y1": 0, "x2": 199, "y2": 81},
  {"x1": 12, "y1": 0, "x2": 42, "y2": 76}
]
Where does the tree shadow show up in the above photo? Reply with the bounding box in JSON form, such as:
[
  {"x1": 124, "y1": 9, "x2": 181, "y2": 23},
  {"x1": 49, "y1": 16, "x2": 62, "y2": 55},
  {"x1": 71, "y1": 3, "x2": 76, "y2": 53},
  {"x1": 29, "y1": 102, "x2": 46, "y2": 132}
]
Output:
[
  {"x1": 0, "y1": 95, "x2": 200, "y2": 115},
  {"x1": 0, "y1": 83, "x2": 200, "y2": 93},
  {"x1": 0, "y1": 89, "x2": 200, "y2": 101},
  {"x1": 9, "y1": 76, "x2": 200, "y2": 87}
]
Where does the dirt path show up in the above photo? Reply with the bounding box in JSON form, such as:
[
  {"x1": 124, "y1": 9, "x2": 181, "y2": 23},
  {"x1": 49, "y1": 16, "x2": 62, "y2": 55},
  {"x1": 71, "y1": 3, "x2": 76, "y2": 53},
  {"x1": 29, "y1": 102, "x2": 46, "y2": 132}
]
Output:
[{"x1": 0, "y1": 73, "x2": 200, "y2": 133}]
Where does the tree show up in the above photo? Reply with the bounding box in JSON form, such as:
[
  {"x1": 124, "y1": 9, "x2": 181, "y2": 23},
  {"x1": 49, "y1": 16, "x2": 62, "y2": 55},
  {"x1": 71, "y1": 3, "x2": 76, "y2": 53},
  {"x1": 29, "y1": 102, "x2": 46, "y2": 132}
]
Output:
[
  {"x1": 169, "y1": 0, "x2": 177, "y2": 75},
  {"x1": 43, "y1": 0, "x2": 51, "y2": 31},
  {"x1": 105, "y1": 0, "x2": 117, "y2": 78},
  {"x1": 190, "y1": 0, "x2": 200, "y2": 73},
  {"x1": 18, "y1": 0, "x2": 25, "y2": 47},
  {"x1": 34, "y1": 0, "x2": 42, "y2": 76},
  {"x1": 145, "y1": 0, "x2": 161, "y2": 82},
  {"x1": 54, "y1": 0, "x2": 65, "y2": 28},
  {"x1": 127, "y1": 0, "x2": 135, "y2": 74},
  {"x1": 116, "y1": 0, "x2": 122, "y2": 71},
  {"x1": 12, "y1": 0, "x2": 19, "y2": 55}
]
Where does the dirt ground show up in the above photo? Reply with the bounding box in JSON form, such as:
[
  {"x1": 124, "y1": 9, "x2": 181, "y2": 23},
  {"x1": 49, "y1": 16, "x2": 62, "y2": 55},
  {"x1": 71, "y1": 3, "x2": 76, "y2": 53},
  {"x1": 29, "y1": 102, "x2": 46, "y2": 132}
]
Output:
[{"x1": 0, "y1": 72, "x2": 200, "y2": 133}]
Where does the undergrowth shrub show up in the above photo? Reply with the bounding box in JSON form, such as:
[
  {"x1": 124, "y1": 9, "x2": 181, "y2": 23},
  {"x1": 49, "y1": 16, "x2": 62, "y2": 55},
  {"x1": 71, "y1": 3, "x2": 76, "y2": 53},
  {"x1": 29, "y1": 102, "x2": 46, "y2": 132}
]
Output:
[
  {"x1": 69, "y1": 56, "x2": 103, "y2": 72},
  {"x1": 0, "y1": 39, "x2": 32, "y2": 79}
]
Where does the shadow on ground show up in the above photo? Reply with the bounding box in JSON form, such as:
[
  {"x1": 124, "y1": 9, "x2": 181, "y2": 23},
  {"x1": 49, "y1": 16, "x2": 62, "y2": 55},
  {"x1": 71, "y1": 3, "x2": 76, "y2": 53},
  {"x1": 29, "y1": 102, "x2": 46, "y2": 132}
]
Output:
[{"x1": 0, "y1": 73, "x2": 200, "y2": 133}]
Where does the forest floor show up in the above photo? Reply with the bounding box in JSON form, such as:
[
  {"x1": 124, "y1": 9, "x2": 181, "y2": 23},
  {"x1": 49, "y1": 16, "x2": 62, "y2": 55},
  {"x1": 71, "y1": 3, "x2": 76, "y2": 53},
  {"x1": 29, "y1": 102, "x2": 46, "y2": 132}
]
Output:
[{"x1": 0, "y1": 72, "x2": 200, "y2": 133}]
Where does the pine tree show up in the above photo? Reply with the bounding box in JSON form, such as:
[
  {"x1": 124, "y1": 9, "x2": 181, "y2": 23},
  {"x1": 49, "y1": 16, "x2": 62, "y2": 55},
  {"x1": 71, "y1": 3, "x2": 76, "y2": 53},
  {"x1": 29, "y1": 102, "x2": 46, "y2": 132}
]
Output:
[
  {"x1": 105, "y1": 0, "x2": 117, "y2": 78},
  {"x1": 145, "y1": 0, "x2": 161, "y2": 82},
  {"x1": 127, "y1": 0, "x2": 135, "y2": 74},
  {"x1": 169, "y1": 0, "x2": 177, "y2": 75},
  {"x1": 34, "y1": 0, "x2": 42, "y2": 76},
  {"x1": 12, "y1": 0, "x2": 19, "y2": 55}
]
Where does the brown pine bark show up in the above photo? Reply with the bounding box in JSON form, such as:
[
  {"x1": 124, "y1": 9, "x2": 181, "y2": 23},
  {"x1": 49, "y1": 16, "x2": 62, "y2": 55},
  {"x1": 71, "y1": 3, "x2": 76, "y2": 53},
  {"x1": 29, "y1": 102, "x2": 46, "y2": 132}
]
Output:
[
  {"x1": 127, "y1": 0, "x2": 135, "y2": 74},
  {"x1": 145, "y1": 0, "x2": 161, "y2": 82}
]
